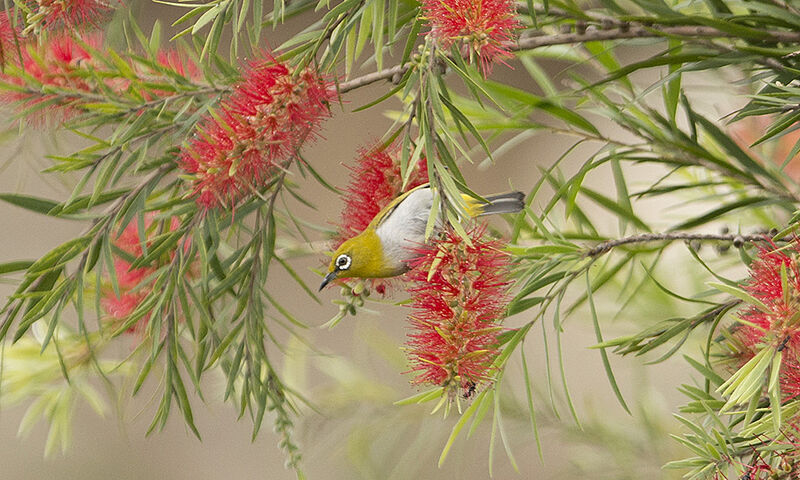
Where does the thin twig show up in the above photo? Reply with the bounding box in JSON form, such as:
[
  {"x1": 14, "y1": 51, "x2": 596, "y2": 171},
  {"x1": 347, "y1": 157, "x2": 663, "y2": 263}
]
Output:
[
  {"x1": 338, "y1": 63, "x2": 409, "y2": 93},
  {"x1": 585, "y1": 232, "x2": 782, "y2": 257},
  {"x1": 517, "y1": 25, "x2": 800, "y2": 49},
  {"x1": 338, "y1": 26, "x2": 800, "y2": 94}
]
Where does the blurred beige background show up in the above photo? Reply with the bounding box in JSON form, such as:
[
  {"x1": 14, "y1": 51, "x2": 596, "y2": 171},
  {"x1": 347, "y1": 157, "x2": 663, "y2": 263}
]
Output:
[{"x1": 0, "y1": 2, "x2": 712, "y2": 479}]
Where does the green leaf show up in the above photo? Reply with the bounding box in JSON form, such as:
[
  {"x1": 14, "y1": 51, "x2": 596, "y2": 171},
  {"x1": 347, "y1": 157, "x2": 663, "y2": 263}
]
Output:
[
  {"x1": 0, "y1": 260, "x2": 34, "y2": 275},
  {"x1": 438, "y1": 389, "x2": 490, "y2": 467},
  {"x1": 683, "y1": 355, "x2": 725, "y2": 387},
  {"x1": 493, "y1": 390, "x2": 519, "y2": 472},
  {"x1": 707, "y1": 281, "x2": 771, "y2": 314},
  {"x1": 752, "y1": 109, "x2": 800, "y2": 148},
  {"x1": 0, "y1": 193, "x2": 59, "y2": 215},
  {"x1": 580, "y1": 187, "x2": 651, "y2": 231},
  {"x1": 520, "y1": 346, "x2": 543, "y2": 461},
  {"x1": 586, "y1": 272, "x2": 630, "y2": 414},
  {"x1": 394, "y1": 388, "x2": 443, "y2": 405},
  {"x1": 483, "y1": 80, "x2": 600, "y2": 135},
  {"x1": 664, "y1": 40, "x2": 682, "y2": 124},
  {"x1": 717, "y1": 346, "x2": 773, "y2": 411},
  {"x1": 694, "y1": 114, "x2": 775, "y2": 183},
  {"x1": 768, "y1": 350, "x2": 782, "y2": 435},
  {"x1": 670, "y1": 196, "x2": 776, "y2": 231}
]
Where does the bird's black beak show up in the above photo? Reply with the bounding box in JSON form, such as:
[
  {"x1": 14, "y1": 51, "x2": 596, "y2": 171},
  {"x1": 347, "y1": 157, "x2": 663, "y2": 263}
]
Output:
[{"x1": 319, "y1": 271, "x2": 337, "y2": 291}]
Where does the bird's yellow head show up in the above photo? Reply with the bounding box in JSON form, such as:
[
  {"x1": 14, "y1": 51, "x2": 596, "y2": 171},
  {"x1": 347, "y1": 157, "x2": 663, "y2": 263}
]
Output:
[{"x1": 319, "y1": 229, "x2": 395, "y2": 290}]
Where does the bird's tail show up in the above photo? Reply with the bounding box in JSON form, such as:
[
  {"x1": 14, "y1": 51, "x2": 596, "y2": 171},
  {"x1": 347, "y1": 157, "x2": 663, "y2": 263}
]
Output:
[{"x1": 470, "y1": 191, "x2": 525, "y2": 216}]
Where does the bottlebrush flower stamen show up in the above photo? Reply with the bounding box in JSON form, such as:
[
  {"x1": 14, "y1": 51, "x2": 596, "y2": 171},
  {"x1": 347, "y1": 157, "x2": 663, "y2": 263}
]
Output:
[
  {"x1": 422, "y1": 0, "x2": 520, "y2": 76},
  {"x1": 0, "y1": 32, "x2": 100, "y2": 124},
  {"x1": 179, "y1": 55, "x2": 334, "y2": 210},
  {"x1": 25, "y1": 0, "x2": 118, "y2": 33},
  {"x1": 405, "y1": 223, "x2": 511, "y2": 396},
  {"x1": 0, "y1": 32, "x2": 204, "y2": 124},
  {"x1": 0, "y1": 10, "x2": 19, "y2": 66},
  {"x1": 730, "y1": 240, "x2": 800, "y2": 400},
  {"x1": 335, "y1": 143, "x2": 429, "y2": 245},
  {"x1": 100, "y1": 213, "x2": 187, "y2": 333}
]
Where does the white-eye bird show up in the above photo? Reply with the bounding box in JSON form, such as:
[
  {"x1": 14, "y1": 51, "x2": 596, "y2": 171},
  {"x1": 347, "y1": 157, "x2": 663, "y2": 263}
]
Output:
[{"x1": 319, "y1": 184, "x2": 524, "y2": 290}]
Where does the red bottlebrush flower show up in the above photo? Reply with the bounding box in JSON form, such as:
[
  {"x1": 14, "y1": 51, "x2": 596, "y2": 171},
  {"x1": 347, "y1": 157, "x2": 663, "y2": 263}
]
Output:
[
  {"x1": 25, "y1": 0, "x2": 118, "y2": 32},
  {"x1": 331, "y1": 142, "x2": 428, "y2": 295},
  {"x1": 0, "y1": 32, "x2": 101, "y2": 124},
  {"x1": 731, "y1": 240, "x2": 800, "y2": 400},
  {"x1": 101, "y1": 291, "x2": 145, "y2": 320},
  {"x1": 422, "y1": 0, "x2": 520, "y2": 76},
  {"x1": 156, "y1": 49, "x2": 201, "y2": 81},
  {"x1": 101, "y1": 213, "x2": 188, "y2": 333},
  {"x1": 0, "y1": 33, "x2": 200, "y2": 125},
  {"x1": 0, "y1": 11, "x2": 20, "y2": 66},
  {"x1": 404, "y1": 223, "x2": 511, "y2": 394},
  {"x1": 179, "y1": 55, "x2": 335, "y2": 210},
  {"x1": 335, "y1": 143, "x2": 429, "y2": 245}
]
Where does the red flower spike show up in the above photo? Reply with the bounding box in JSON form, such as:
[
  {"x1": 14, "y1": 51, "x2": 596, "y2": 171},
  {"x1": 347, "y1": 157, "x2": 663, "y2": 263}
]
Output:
[
  {"x1": 101, "y1": 213, "x2": 189, "y2": 333},
  {"x1": 156, "y1": 49, "x2": 201, "y2": 81},
  {"x1": 26, "y1": 0, "x2": 118, "y2": 32},
  {"x1": 335, "y1": 143, "x2": 429, "y2": 246},
  {"x1": 404, "y1": 223, "x2": 511, "y2": 393},
  {"x1": 732, "y1": 240, "x2": 800, "y2": 400},
  {"x1": 0, "y1": 11, "x2": 20, "y2": 65},
  {"x1": 179, "y1": 55, "x2": 335, "y2": 210},
  {"x1": 0, "y1": 32, "x2": 102, "y2": 124},
  {"x1": 101, "y1": 292, "x2": 145, "y2": 320},
  {"x1": 0, "y1": 32, "x2": 203, "y2": 125},
  {"x1": 422, "y1": 0, "x2": 520, "y2": 76}
]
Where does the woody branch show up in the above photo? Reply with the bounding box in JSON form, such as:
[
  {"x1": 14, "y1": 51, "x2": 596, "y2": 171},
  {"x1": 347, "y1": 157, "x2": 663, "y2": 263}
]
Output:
[{"x1": 338, "y1": 26, "x2": 800, "y2": 94}]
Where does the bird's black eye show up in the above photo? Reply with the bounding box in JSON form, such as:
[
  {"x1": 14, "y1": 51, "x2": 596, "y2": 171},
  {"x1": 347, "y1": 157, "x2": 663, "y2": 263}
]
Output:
[{"x1": 336, "y1": 254, "x2": 351, "y2": 270}]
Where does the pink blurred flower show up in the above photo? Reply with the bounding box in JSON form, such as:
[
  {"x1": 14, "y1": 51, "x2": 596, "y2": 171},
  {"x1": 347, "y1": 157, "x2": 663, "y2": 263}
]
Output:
[
  {"x1": 422, "y1": 0, "x2": 520, "y2": 76},
  {"x1": 179, "y1": 55, "x2": 335, "y2": 210},
  {"x1": 101, "y1": 213, "x2": 188, "y2": 333},
  {"x1": 0, "y1": 11, "x2": 20, "y2": 66},
  {"x1": 0, "y1": 32, "x2": 204, "y2": 125},
  {"x1": 730, "y1": 115, "x2": 800, "y2": 182},
  {"x1": 405, "y1": 223, "x2": 511, "y2": 395},
  {"x1": 101, "y1": 291, "x2": 145, "y2": 320},
  {"x1": 156, "y1": 49, "x2": 201, "y2": 80},
  {"x1": 25, "y1": 0, "x2": 118, "y2": 32},
  {"x1": 0, "y1": 32, "x2": 101, "y2": 124}
]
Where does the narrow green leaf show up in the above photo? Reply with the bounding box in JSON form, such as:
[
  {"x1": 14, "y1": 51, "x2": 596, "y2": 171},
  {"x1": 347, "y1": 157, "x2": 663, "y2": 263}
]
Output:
[
  {"x1": 520, "y1": 346, "x2": 543, "y2": 461},
  {"x1": 707, "y1": 281, "x2": 771, "y2": 314},
  {"x1": 0, "y1": 260, "x2": 34, "y2": 275},
  {"x1": 0, "y1": 193, "x2": 59, "y2": 215},
  {"x1": 586, "y1": 272, "x2": 630, "y2": 414},
  {"x1": 394, "y1": 388, "x2": 443, "y2": 405},
  {"x1": 438, "y1": 389, "x2": 490, "y2": 467}
]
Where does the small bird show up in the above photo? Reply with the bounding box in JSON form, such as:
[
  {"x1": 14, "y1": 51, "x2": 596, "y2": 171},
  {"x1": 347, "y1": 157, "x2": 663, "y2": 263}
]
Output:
[{"x1": 320, "y1": 184, "x2": 524, "y2": 290}]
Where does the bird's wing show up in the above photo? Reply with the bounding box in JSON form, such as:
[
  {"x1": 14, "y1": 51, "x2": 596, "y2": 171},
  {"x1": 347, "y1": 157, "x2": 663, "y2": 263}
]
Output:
[{"x1": 368, "y1": 183, "x2": 430, "y2": 229}]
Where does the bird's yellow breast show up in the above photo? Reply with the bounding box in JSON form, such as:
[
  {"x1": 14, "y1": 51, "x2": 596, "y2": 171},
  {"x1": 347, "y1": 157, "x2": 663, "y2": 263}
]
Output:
[{"x1": 335, "y1": 228, "x2": 407, "y2": 279}]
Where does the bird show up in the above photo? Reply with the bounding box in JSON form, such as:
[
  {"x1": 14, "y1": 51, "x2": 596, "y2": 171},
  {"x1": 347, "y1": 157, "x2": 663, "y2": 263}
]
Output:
[{"x1": 319, "y1": 184, "x2": 524, "y2": 290}]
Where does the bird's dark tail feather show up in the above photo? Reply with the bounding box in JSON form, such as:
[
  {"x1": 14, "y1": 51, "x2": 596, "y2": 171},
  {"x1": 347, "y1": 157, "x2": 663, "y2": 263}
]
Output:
[{"x1": 477, "y1": 191, "x2": 525, "y2": 216}]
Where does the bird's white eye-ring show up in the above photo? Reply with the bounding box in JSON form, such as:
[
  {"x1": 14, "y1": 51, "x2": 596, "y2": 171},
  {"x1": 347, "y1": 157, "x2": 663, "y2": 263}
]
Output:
[{"x1": 336, "y1": 254, "x2": 352, "y2": 270}]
